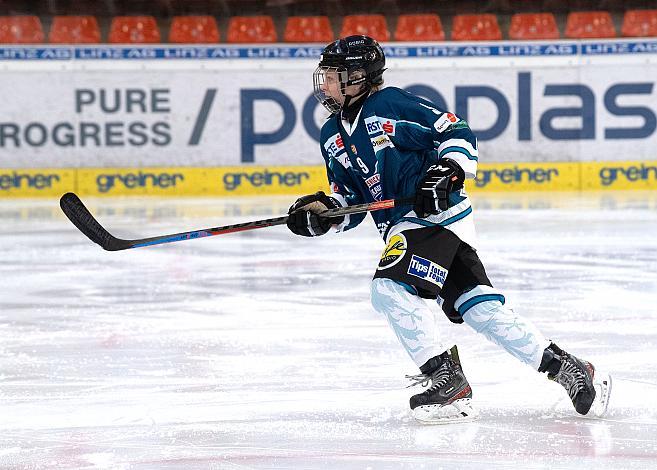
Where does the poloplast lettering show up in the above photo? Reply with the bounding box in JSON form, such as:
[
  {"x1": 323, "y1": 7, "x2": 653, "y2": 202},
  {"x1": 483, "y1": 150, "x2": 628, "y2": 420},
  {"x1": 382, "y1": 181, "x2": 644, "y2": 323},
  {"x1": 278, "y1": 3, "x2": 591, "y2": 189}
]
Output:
[
  {"x1": 604, "y1": 84, "x2": 656, "y2": 139},
  {"x1": 240, "y1": 89, "x2": 297, "y2": 163},
  {"x1": 223, "y1": 169, "x2": 309, "y2": 190},
  {"x1": 455, "y1": 85, "x2": 510, "y2": 141},
  {"x1": 96, "y1": 171, "x2": 184, "y2": 193},
  {"x1": 239, "y1": 73, "x2": 656, "y2": 162}
]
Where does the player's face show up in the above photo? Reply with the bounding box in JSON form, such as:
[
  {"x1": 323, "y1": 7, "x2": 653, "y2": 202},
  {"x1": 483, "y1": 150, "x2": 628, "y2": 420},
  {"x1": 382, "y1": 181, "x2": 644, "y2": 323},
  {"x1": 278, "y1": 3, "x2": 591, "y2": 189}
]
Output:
[
  {"x1": 313, "y1": 66, "x2": 366, "y2": 113},
  {"x1": 320, "y1": 70, "x2": 344, "y2": 104},
  {"x1": 320, "y1": 70, "x2": 365, "y2": 105}
]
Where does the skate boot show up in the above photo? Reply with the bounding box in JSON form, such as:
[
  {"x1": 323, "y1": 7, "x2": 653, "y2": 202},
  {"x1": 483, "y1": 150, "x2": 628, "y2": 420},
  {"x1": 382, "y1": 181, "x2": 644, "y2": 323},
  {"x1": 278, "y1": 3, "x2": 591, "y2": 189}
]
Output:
[
  {"x1": 407, "y1": 345, "x2": 477, "y2": 424},
  {"x1": 539, "y1": 343, "x2": 612, "y2": 417}
]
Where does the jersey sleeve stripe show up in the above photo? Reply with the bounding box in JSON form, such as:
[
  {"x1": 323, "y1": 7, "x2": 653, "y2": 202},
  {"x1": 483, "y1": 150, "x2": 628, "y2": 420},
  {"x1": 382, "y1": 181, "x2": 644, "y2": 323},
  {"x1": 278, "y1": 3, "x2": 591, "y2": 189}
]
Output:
[
  {"x1": 437, "y1": 138, "x2": 478, "y2": 156},
  {"x1": 438, "y1": 146, "x2": 478, "y2": 161},
  {"x1": 397, "y1": 206, "x2": 473, "y2": 228}
]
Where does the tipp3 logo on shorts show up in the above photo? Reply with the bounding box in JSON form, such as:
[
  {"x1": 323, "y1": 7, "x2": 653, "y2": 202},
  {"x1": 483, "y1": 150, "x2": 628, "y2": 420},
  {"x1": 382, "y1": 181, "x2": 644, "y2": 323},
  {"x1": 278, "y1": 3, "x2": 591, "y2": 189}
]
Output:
[{"x1": 407, "y1": 255, "x2": 448, "y2": 287}]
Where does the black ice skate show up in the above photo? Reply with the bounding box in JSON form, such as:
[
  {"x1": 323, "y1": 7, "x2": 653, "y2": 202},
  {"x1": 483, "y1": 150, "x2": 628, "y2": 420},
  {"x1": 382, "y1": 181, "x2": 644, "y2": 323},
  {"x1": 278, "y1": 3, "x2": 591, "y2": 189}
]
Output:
[
  {"x1": 539, "y1": 343, "x2": 612, "y2": 417},
  {"x1": 407, "y1": 345, "x2": 477, "y2": 424}
]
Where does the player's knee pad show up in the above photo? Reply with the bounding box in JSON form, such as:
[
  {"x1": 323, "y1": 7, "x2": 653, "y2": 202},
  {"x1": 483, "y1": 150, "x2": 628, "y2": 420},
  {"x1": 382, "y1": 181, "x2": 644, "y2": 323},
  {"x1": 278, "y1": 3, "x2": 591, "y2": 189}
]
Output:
[{"x1": 456, "y1": 285, "x2": 547, "y2": 368}]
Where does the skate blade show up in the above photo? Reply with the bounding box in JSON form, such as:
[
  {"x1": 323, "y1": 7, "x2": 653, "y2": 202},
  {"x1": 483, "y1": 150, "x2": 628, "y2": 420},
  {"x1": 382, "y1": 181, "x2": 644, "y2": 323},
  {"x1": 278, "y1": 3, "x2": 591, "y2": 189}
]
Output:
[
  {"x1": 590, "y1": 371, "x2": 612, "y2": 417},
  {"x1": 412, "y1": 398, "x2": 478, "y2": 424}
]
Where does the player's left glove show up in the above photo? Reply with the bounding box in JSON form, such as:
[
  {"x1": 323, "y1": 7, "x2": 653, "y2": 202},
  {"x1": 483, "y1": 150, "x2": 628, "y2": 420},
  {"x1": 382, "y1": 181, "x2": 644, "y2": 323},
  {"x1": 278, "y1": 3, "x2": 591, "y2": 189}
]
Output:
[
  {"x1": 414, "y1": 159, "x2": 465, "y2": 217},
  {"x1": 287, "y1": 191, "x2": 345, "y2": 237}
]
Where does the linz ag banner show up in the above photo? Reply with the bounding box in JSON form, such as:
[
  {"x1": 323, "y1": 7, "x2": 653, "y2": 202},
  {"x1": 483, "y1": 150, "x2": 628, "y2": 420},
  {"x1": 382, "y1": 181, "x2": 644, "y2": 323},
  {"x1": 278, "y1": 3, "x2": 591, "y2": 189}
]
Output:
[{"x1": 0, "y1": 42, "x2": 656, "y2": 169}]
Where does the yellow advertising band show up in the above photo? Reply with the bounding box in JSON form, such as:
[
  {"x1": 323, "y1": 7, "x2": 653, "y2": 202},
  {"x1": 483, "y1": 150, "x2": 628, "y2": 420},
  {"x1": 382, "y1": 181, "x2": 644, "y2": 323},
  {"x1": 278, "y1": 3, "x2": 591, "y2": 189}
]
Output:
[{"x1": 1, "y1": 161, "x2": 656, "y2": 197}]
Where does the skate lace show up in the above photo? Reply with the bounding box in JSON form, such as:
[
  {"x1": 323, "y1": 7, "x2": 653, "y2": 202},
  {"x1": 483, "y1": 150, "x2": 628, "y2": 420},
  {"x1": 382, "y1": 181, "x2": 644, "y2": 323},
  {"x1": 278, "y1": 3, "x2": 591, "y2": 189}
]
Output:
[
  {"x1": 555, "y1": 357, "x2": 586, "y2": 401},
  {"x1": 405, "y1": 361, "x2": 453, "y2": 390}
]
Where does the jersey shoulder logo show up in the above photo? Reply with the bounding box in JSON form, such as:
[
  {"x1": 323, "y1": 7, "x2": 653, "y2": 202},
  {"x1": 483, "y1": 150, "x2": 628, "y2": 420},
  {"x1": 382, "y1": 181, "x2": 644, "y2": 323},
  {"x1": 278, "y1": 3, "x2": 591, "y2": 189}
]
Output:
[{"x1": 434, "y1": 112, "x2": 460, "y2": 133}]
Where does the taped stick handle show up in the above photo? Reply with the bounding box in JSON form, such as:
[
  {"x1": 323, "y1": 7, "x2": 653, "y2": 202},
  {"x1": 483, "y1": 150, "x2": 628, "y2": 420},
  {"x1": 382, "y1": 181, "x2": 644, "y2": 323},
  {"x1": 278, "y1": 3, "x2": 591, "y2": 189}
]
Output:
[{"x1": 321, "y1": 197, "x2": 415, "y2": 218}]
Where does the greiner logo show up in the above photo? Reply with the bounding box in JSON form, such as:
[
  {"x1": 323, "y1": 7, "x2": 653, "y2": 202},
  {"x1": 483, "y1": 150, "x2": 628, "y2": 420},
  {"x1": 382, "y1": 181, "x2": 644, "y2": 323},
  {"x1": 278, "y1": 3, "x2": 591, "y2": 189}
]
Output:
[
  {"x1": 223, "y1": 169, "x2": 310, "y2": 190},
  {"x1": 475, "y1": 166, "x2": 558, "y2": 188},
  {"x1": 96, "y1": 171, "x2": 183, "y2": 193},
  {"x1": 0, "y1": 171, "x2": 60, "y2": 190},
  {"x1": 599, "y1": 164, "x2": 657, "y2": 186}
]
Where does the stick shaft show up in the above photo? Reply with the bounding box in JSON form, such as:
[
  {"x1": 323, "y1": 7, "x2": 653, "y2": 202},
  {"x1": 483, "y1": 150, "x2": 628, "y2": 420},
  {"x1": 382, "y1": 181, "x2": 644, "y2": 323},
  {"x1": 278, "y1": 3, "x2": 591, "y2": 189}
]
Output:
[{"x1": 60, "y1": 193, "x2": 414, "y2": 251}]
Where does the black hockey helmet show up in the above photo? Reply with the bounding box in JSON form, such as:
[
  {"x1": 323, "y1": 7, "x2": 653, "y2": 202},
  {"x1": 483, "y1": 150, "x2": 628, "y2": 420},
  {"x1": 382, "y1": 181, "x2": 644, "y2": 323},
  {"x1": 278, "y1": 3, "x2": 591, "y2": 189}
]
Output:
[{"x1": 313, "y1": 35, "x2": 386, "y2": 113}]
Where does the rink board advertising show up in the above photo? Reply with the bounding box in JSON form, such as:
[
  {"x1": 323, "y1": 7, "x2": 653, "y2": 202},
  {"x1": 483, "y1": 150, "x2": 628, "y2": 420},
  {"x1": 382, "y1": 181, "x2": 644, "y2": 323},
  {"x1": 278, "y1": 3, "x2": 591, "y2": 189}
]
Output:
[
  {"x1": 1, "y1": 39, "x2": 656, "y2": 197},
  {"x1": 3, "y1": 161, "x2": 656, "y2": 197}
]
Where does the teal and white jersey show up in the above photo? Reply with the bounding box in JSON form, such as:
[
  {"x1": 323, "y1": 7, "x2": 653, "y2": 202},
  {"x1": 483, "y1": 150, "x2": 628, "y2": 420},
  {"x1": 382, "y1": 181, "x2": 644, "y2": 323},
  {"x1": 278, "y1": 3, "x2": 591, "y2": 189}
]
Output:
[{"x1": 319, "y1": 86, "x2": 479, "y2": 247}]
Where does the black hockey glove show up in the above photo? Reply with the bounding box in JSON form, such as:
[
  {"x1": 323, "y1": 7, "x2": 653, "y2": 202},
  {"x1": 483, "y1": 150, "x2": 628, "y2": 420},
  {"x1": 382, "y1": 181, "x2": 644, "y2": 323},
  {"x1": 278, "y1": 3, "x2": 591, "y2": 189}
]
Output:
[
  {"x1": 287, "y1": 191, "x2": 345, "y2": 237},
  {"x1": 414, "y1": 159, "x2": 465, "y2": 217}
]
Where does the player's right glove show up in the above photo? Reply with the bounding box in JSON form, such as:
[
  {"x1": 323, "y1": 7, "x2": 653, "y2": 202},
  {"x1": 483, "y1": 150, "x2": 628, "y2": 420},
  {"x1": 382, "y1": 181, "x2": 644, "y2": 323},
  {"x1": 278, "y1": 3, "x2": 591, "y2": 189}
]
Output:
[
  {"x1": 414, "y1": 159, "x2": 465, "y2": 218},
  {"x1": 287, "y1": 191, "x2": 345, "y2": 237}
]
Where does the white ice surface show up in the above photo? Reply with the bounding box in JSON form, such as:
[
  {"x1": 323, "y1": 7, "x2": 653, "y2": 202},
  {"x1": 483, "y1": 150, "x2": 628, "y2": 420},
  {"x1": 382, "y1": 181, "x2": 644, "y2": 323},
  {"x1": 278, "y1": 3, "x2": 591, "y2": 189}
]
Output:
[{"x1": 1, "y1": 192, "x2": 657, "y2": 469}]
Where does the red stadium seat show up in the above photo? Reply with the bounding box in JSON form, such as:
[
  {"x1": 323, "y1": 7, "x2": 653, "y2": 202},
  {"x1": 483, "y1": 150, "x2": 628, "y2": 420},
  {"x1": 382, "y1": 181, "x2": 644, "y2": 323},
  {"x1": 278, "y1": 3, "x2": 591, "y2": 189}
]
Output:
[
  {"x1": 169, "y1": 15, "x2": 219, "y2": 43},
  {"x1": 452, "y1": 14, "x2": 502, "y2": 41},
  {"x1": 395, "y1": 14, "x2": 445, "y2": 41},
  {"x1": 48, "y1": 16, "x2": 100, "y2": 44},
  {"x1": 565, "y1": 11, "x2": 616, "y2": 39},
  {"x1": 509, "y1": 13, "x2": 559, "y2": 40},
  {"x1": 0, "y1": 15, "x2": 44, "y2": 43},
  {"x1": 622, "y1": 9, "x2": 657, "y2": 37},
  {"x1": 227, "y1": 16, "x2": 277, "y2": 43},
  {"x1": 284, "y1": 16, "x2": 333, "y2": 43},
  {"x1": 109, "y1": 16, "x2": 161, "y2": 44},
  {"x1": 340, "y1": 15, "x2": 390, "y2": 42}
]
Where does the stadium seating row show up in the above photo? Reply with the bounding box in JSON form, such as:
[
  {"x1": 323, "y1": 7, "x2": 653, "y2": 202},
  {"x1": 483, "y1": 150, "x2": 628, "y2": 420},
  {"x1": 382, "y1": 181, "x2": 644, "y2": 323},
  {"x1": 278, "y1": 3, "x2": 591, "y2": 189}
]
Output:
[{"x1": 1, "y1": 10, "x2": 656, "y2": 44}]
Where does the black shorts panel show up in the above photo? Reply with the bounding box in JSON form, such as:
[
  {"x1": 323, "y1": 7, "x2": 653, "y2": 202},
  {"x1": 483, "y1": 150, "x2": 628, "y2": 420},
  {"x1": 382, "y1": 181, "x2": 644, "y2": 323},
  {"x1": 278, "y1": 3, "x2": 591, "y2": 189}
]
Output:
[
  {"x1": 439, "y1": 244, "x2": 492, "y2": 323},
  {"x1": 373, "y1": 225, "x2": 462, "y2": 298}
]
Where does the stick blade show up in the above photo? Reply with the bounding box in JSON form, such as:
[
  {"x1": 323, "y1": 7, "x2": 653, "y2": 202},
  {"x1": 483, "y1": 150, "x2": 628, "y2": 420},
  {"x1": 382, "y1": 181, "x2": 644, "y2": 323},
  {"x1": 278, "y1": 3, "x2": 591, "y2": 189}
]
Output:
[{"x1": 59, "y1": 193, "x2": 128, "y2": 251}]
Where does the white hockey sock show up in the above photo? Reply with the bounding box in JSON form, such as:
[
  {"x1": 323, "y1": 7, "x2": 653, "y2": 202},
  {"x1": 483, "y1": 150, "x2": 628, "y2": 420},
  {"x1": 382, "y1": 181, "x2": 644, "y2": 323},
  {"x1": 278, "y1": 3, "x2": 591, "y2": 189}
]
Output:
[
  {"x1": 455, "y1": 285, "x2": 550, "y2": 370},
  {"x1": 371, "y1": 278, "x2": 447, "y2": 368}
]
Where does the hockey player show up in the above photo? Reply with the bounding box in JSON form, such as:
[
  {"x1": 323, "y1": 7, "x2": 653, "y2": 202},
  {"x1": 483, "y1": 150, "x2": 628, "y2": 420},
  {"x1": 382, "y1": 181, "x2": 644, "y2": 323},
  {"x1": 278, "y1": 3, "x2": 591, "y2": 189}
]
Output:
[{"x1": 286, "y1": 35, "x2": 611, "y2": 423}]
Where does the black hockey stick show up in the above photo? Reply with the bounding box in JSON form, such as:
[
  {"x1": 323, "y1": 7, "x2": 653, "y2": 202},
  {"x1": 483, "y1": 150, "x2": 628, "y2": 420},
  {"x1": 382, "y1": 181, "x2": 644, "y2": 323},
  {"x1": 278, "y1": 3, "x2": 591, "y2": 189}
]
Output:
[{"x1": 59, "y1": 192, "x2": 414, "y2": 251}]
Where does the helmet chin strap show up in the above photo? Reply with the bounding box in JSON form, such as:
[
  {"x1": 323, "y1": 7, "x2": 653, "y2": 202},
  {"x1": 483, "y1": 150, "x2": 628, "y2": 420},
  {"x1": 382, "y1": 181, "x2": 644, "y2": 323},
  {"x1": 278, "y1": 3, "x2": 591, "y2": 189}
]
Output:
[
  {"x1": 340, "y1": 71, "x2": 369, "y2": 110},
  {"x1": 340, "y1": 88, "x2": 371, "y2": 124},
  {"x1": 342, "y1": 93, "x2": 354, "y2": 110},
  {"x1": 341, "y1": 86, "x2": 369, "y2": 111}
]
